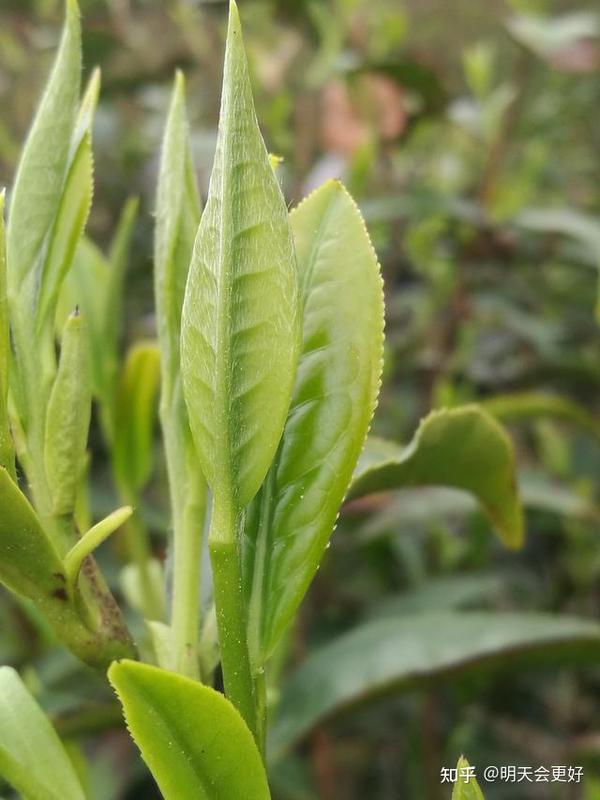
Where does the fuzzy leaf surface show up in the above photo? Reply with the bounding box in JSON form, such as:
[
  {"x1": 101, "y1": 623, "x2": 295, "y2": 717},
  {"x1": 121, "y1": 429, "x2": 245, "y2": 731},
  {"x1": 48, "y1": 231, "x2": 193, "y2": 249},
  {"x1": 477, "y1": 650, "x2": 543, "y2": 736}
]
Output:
[
  {"x1": 0, "y1": 667, "x2": 85, "y2": 800},
  {"x1": 181, "y1": 0, "x2": 299, "y2": 511},
  {"x1": 109, "y1": 660, "x2": 271, "y2": 800},
  {"x1": 6, "y1": 0, "x2": 81, "y2": 305},
  {"x1": 243, "y1": 180, "x2": 384, "y2": 664},
  {"x1": 349, "y1": 406, "x2": 523, "y2": 548}
]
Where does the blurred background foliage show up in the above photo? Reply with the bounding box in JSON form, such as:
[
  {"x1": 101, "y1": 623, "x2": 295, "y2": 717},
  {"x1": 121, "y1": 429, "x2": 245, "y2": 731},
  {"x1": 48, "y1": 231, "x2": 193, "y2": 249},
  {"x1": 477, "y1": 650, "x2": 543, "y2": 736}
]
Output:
[{"x1": 0, "y1": 0, "x2": 599, "y2": 798}]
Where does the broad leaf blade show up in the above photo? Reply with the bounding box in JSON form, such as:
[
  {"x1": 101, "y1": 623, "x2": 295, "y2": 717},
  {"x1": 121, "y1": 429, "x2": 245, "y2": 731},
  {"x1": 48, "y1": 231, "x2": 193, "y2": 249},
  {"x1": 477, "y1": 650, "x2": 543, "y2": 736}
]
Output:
[
  {"x1": 0, "y1": 667, "x2": 85, "y2": 800},
  {"x1": 349, "y1": 406, "x2": 524, "y2": 548},
  {"x1": 6, "y1": 0, "x2": 81, "y2": 305},
  {"x1": 244, "y1": 180, "x2": 384, "y2": 664},
  {"x1": 0, "y1": 466, "x2": 67, "y2": 603},
  {"x1": 271, "y1": 612, "x2": 600, "y2": 755},
  {"x1": 181, "y1": 0, "x2": 300, "y2": 510},
  {"x1": 109, "y1": 660, "x2": 271, "y2": 800},
  {"x1": 452, "y1": 757, "x2": 485, "y2": 800}
]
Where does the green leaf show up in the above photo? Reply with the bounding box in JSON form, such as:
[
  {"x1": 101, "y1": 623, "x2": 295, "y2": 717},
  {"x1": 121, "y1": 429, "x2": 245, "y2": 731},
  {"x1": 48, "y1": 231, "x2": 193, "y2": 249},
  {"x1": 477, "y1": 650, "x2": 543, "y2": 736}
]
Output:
[
  {"x1": 348, "y1": 406, "x2": 524, "y2": 548},
  {"x1": 113, "y1": 341, "x2": 160, "y2": 494},
  {"x1": 452, "y1": 757, "x2": 485, "y2": 800},
  {"x1": 155, "y1": 70, "x2": 201, "y2": 395},
  {"x1": 109, "y1": 660, "x2": 271, "y2": 800},
  {"x1": 0, "y1": 666, "x2": 85, "y2": 800},
  {"x1": 0, "y1": 191, "x2": 14, "y2": 478},
  {"x1": 271, "y1": 612, "x2": 600, "y2": 755},
  {"x1": 6, "y1": 0, "x2": 81, "y2": 307},
  {"x1": 64, "y1": 505, "x2": 132, "y2": 593},
  {"x1": 181, "y1": 0, "x2": 300, "y2": 512},
  {"x1": 0, "y1": 466, "x2": 67, "y2": 603},
  {"x1": 483, "y1": 391, "x2": 600, "y2": 446},
  {"x1": 515, "y1": 207, "x2": 600, "y2": 321},
  {"x1": 44, "y1": 309, "x2": 91, "y2": 515},
  {"x1": 35, "y1": 67, "x2": 100, "y2": 331},
  {"x1": 243, "y1": 179, "x2": 384, "y2": 665}
]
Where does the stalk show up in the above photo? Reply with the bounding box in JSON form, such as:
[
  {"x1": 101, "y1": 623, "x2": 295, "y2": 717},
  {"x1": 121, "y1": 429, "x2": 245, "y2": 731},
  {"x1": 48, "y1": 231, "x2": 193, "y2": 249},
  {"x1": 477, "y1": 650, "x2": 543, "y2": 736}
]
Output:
[{"x1": 209, "y1": 496, "x2": 258, "y2": 743}]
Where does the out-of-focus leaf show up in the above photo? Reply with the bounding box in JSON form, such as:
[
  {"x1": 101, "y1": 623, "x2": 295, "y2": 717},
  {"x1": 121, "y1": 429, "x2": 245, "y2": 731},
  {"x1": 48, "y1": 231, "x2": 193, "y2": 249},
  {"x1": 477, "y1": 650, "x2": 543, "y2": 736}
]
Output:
[
  {"x1": 109, "y1": 660, "x2": 271, "y2": 800},
  {"x1": 0, "y1": 192, "x2": 14, "y2": 478},
  {"x1": 44, "y1": 310, "x2": 91, "y2": 515},
  {"x1": 6, "y1": 0, "x2": 81, "y2": 307},
  {"x1": 508, "y1": 12, "x2": 599, "y2": 58},
  {"x1": 271, "y1": 612, "x2": 600, "y2": 755},
  {"x1": 0, "y1": 666, "x2": 85, "y2": 800},
  {"x1": 181, "y1": 0, "x2": 300, "y2": 512},
  {"x1": 452, "y1": 756, "x2": 485, "y2": 800},
  {"x1": 243, "y1": 179, "x2": 384, "y2": 665},
  {"x1": 113, "y1": 341, "x2": 160, "y2": 494},
  {"x1": 349, "y1": 406, "x2": 524, "y2": 548},
  {"x1": 366, "y1": 574, "x2": 504, "y2": 619},
  {"x1": 515, "y1": 207, "x2": 600, "y2": 320},
  {"x1": 484, "y1": 391, "x2": 600, "y2": 445}
]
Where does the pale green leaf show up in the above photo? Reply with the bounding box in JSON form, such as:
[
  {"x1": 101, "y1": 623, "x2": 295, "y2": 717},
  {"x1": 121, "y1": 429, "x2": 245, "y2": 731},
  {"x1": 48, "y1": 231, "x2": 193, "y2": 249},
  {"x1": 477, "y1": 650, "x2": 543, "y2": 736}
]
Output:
[
  {"x1": 483, "y1": 391, "x2": 600, "y2": 446},
  {"x1": 243, "y1": 179, "x2": 384, "y2": 665},
  {"x1": 0, "y1": 191, "x2": 14, "y2": 478},
  {"x1": 0, "y1": 666, "x2": 85, "y2": 800},
  {"x1": 64, "y1": 505, "x2": 132, "y2": 592},
  {"x1": 155, "y1": 70, "x2": 201, "y2": 394},
  {"x1": 452, "y1": 757, "x2": 485, "y2": 800},
  {"x1": 113, "y1": 341, "x2": 160, "y2": 493},
  {"x1": 6, "y1": 0, "x2": 81, "y2": 306},
  {"x1": 109, "y1": 660, "x2": 271, "y2": 800},
  {"x1": 44, "y1": 310, "x2": 91, "y2": 515},
  {"x1": 271, "y1": 612, "x2": 600, "y2": 755},
  {"x1": 349, "y1": 406, "x2": 524, "y2": 548},
  {"x1": 0, "y1": 466, "x2": 67, "y2": 603},
  {"x1": 181, "y1": 0, "x2": 300, "y2": 511}
]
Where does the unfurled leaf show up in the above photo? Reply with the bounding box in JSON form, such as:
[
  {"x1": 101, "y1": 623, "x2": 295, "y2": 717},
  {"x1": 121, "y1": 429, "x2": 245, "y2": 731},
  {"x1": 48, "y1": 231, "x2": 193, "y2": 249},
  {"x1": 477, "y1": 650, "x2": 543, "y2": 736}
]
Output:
[
  {"x1": 6, "y1": 0, "x2": 81, "y2": 308},
  {"x1": 243, "y1": 180, "x2": 384, "y2": 665},
  {"x1": 0, "y1": 466, "x2": 66, "y2": 602},
  {"x1": 349, "y1": 406, "x2": 524, "y2": 548},
  {"x1": 271, "y1": 612, "x2": 600, "y2": 754},
  {"x1": 483, "y1": 391, "x2": 600, "y2": 446},
  {"x1": 113, "y1": 341, "x2": 160, "y2": 493},
  {"x1": 452, "y1": 757, "x2": 485, "y2": 800},
  {"x1": 44, "y1": 310, "x2": 91, "y2": 515},
  {"x1": 0, "y1": 192, "x2": 14, "y2": 478},
  {"x1": 181, "y1": 0, "x2": 300, "y2": 512},
  {"x1": 0, "y1": 667, "x2": 85, "y2": 800},
  {"x1": 109, "y1": 660, "x2": 271, "y2": 800}
]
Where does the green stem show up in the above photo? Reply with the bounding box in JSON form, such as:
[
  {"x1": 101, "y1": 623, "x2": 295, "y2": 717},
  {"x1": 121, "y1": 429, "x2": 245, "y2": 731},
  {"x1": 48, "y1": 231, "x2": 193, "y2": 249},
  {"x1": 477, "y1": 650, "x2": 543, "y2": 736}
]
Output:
[
  {"x1": 209, "y1": 495, "x2": 258, "y2": 743},
  {"x1": 171, "y1": 487, "x2": 206, "y2": 679}
]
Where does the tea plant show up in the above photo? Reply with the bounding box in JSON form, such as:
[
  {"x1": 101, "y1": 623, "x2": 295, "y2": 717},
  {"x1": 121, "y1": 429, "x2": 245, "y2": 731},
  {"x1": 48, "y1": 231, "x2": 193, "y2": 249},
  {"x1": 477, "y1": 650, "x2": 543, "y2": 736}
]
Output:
[{"x1": 0, "y1": 2, "x2": 598, "y2": 798}]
